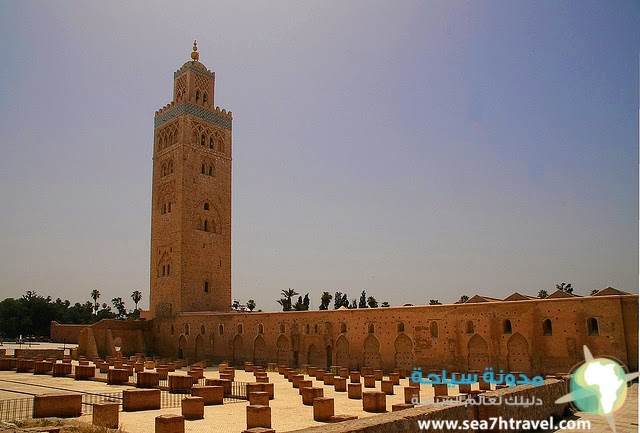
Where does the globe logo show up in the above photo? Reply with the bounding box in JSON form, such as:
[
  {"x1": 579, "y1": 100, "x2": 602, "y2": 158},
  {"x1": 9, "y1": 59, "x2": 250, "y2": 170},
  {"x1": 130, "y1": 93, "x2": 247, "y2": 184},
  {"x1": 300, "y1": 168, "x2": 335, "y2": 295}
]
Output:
[
  {"x1": 569, "y1": 357, "x2": 627, "y2": 415},
  {"x1": 556, "y1": 346, "x2": 638, "y2": 433}
]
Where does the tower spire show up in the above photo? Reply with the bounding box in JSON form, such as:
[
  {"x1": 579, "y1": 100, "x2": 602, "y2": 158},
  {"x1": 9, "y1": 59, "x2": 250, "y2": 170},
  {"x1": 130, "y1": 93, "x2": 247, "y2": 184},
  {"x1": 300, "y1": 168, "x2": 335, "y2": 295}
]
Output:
[{"x1": 191, "y1": 40, "x2": 199, "y2": 61}]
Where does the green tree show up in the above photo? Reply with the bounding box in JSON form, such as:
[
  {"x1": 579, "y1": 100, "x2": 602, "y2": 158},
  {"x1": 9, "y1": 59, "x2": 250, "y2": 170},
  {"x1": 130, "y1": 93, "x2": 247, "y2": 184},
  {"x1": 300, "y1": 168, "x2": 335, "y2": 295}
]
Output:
[
  {"x1": 459, "y1": 294, "x2": 469, "y2": 303},
  {"x1": 293, "y1": 296, "x2": 304, "y2": 311},
  {"x1": 302, "y1": 294, "x2": 310, "y2": 310},
  {"x1": 381, "y1": 301, "x2": 390, "y2": 307},
  {"x1": 111, "y1": 297, "x2": 126, "y2": 318},
  {"x1": 333, "y1": 292, "x2": 343, "y2": 310},
  {"x1": 277, "y1": 289, "x2": 298, "y2": 312},
  {"x1": 90, "y1": 289, "x2": 101, "y2": 316},
  {"x1": 537, "y1": 290, "x2": 548, "y2": 299},
  {"x1": 556, "y1": 282, "x2": 573, "y2": 294},
  {"x1": 349, "y1": 299, "x2": 357, "y2": 309},
  {"x1": 319, "y1": 292, "x2": 332, "y2": 310},
  {"x1": 429, "y1": 299, "x2": 442, "y2": 305},
  {"x1": 131, "y1": 290, "x2": 142, "y2": 311},
  {"x1": 366, "y1": 296, "x2": 378, "y2": 308},
  {"x1": 358, "y1": 291, "x2": 368, "y2": 308},
  {"x1": 246, "y1": 299, "x2": 256, "y2": 311}
]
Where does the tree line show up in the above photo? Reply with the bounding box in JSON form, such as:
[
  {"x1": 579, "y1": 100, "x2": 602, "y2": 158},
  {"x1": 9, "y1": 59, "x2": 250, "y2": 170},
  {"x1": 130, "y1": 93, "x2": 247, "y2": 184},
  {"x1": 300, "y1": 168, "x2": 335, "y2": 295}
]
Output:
[
  {"x1": 276, "y1": 289, "x2": 390, "y2": 312},
  {"x1": 0, "y1": 289, "x2": 143, "y2": 340}
]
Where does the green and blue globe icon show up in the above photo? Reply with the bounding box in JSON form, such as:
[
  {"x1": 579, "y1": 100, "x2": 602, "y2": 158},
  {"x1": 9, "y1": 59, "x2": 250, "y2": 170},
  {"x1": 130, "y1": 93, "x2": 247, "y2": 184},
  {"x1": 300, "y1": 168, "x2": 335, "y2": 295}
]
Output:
[
  {"x1": 556, "y1": 346, "x2": 638, "y2": 432},
  {"x1": 568, "y1": 356, "x2": 627, "y2": 415}
]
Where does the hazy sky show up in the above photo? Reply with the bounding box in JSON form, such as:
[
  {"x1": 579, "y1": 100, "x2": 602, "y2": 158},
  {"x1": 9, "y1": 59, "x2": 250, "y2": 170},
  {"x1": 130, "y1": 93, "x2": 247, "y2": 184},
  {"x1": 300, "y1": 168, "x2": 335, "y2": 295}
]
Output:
[{"x1": 0, "y1": 1, "x2": 638, "y2": 312}]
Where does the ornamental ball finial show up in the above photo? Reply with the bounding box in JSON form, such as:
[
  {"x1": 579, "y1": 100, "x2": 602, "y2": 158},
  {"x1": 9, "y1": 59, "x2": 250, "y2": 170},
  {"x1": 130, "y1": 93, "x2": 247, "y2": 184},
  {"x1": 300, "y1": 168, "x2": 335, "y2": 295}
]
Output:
[{"x1": 191, "y1": 40, "x2": 199, "y2": 61}]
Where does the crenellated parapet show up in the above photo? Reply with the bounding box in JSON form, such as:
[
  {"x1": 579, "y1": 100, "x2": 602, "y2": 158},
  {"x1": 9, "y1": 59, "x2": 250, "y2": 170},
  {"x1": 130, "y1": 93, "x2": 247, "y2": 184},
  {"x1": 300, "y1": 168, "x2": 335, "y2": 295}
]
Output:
[{"x1": 155, "y1": 102, "x2": 232, "y2": 130}]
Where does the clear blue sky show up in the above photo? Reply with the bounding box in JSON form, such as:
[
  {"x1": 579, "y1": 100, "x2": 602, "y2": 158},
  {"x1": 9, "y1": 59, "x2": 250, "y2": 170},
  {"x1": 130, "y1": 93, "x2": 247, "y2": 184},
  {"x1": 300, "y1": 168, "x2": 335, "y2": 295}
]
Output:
[{"x1": 0, "y1": 1, "x2": 637, "y2": 312}]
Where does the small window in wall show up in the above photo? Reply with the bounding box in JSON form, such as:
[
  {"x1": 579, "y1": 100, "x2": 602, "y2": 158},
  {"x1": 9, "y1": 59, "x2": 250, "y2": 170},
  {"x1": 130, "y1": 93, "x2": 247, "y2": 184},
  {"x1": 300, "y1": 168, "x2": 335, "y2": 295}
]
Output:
[
  {"x1": 587, "y1": 317, "x2": 599, "y2": 336},
  {"x1": 504, "y1": 320, "x2": 512, "y2": 334},
  {"x1": 208, "y1": 165, "x2": 213, "y2": 176},
  {"x1": 397, "y1": 322, "x2": 405, "y2": 333},
  {"x1": 200, "y1": 325, "x2": 205, "y2": 335},
  {"x1": 306, "y1": 324, "x2": 310, "y2": 334},
  {"x1": 166, "y1": 264, "x2": 170, "y2": 275},
  {"x1": 430, "y1": 321, "x2": 438, "y2": 338},
  {"x1": 201, "y1": 134, "x2": 205, "y2": 146},
  {"x1": 170, "y1": 325, "x2": 174, "y2": 335},
  {"x1": 340, "y1": 323, "x2": 347, "y2": 333},
  {"x1": 195, "y1": 90, "x2": 200, "y2": 102},
  {"x1": 218, "y1": 324, "x2": 224, "y2": 336},
  {"x1": 201, "y1": 164, "x2": 205, "y2": 174},
  {"x1": 203, "y1": 93, "x2": 208, "y2": 104},
  {"x1": 238, "y1": 324, "x2": 243, "y2": 334},
  {"x1": 204, "y1": 281, "x2": 209, "y2": 293},
  {"x1": 466, "y1": 320, "x2": 474, "y2": 334},
  {"x1": 258, "y1": 324, "x2": 264, "y2": 335},
  {"x1": 209, "y1": 137, "x2": 214, "y2": 149},
  {"x1": 368, "y1": 323, "x2": 374, "y2": 334},
  {"x1": 203, "y1": 220, "x2": 208, "y2": 232},
  {"x1": 280, "y1": 323, "x2": 285, "y2": 334},
  {"x1": 184, "y1": 324, "x2": 190, "y2": 335},
  {"x1": 204, "y1": 202, "x2": 209, "y2": 211},
  {"x1": 543, "y1": 319, "x2": 553, "y2": 336}
]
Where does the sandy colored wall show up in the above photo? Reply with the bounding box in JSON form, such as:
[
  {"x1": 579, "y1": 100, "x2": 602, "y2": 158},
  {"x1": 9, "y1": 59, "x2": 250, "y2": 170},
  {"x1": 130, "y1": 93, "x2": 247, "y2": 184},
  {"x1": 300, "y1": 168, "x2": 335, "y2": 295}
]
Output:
[{"x1": 149, "y1": 295, "x2": 637, "y2": 375}]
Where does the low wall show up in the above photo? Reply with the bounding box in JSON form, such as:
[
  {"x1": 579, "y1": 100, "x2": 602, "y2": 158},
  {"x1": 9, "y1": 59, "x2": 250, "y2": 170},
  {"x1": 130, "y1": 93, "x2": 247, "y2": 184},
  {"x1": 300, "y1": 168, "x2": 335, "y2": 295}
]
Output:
[
  {"x1": 50, "y1": 322, "x2": 87, "y2": 344},
  {"x1": 14, "y1": 349, "x2": 64, "y2": 360}
]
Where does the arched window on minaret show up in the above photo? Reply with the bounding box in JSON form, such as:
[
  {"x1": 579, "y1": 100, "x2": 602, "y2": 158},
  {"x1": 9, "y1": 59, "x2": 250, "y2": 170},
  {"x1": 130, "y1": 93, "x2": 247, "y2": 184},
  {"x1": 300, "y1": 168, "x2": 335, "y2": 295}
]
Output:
[
  {"x1": 203, "y1": 220, "x2": 208, "y2": 232},
  {"x1": 204, "y1": 202, "x2": 209, "y2": 211},
  {"x1": 208, "y1": 165, "x2": 213, "y2": 176},
  {"x1": 209, "y1": 137, "x2": 214, "y2": 149},
  {"x1": 203, "y1": 93, "x2": 208, "y2": 104},
  {"x1": 201, "y1": 163, "x2": 205, "y2": 175},
  {"x1": 201, "y1": 134, "x2": 205, "y2": 146},
  {"x1": 195, "y1": 90, "x2": 200, "y2": 102}
]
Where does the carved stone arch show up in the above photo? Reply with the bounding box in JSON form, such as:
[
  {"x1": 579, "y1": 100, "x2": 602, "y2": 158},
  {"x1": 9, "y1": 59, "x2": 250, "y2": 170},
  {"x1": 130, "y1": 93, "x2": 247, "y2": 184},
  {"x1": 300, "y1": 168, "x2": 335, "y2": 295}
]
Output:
[
  {"x1": 178, "y1": 334, "x2": 187, "y2": 359},
  {"x1": 467, "y1": 334, "x2": 489, "y2": 371},
  {"x1": 507, "y1": 332, "x2": 532, "y2": 374},
  {"x1": 194, "y1": 334, "x2": 204, "y2": 361},
  {"x1": 307, "y1": 343, "x2": 320, "y2": 366},
  {"x1": 232, "y1": 334, "x2": 244, "y2": 365},
  {"x1": 254, "y1": 335, "x2": 267, "y2": 366},
  {"x1": 276, "y1": 335, "x2": 290, "y2": 366},
  {"x1": 336, "y1": 335, "x2": 349, "y2": 369},
  {"x1": 394, "y1": 333, "x2": 414, "y2": 371},
  {"x1": 363, "y1": 334, "x2": 381, "y2": 369}
]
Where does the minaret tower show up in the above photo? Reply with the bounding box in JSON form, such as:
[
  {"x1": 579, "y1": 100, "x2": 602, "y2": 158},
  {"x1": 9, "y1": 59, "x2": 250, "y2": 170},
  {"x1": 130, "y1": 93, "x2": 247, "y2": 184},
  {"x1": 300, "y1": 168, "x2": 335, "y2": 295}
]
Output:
[{"x1": 150, "y1": 41, "x2": 232, "y2": 316}]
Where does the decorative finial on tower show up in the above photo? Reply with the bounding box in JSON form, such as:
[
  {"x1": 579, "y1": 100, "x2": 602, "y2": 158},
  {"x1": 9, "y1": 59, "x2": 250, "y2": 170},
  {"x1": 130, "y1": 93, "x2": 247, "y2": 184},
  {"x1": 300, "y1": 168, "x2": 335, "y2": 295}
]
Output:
[{"x1": 191, "y1": 40, "x2": 199, "y2": 61}]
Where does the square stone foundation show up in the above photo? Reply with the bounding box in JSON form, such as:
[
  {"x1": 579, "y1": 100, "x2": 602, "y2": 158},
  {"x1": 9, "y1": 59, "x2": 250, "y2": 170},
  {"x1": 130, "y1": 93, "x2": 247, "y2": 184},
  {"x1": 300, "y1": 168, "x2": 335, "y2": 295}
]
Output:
[
  {"x1": 301, "y1": 387, "x2": 324, "y2": 406},
  {"x1": 348, "y1": 382, "x2": 362, "y2": 399},
  {"x1": 363, "y1": 391, "x2": 386, "y2": 413},
  {"x1": 334, "y1": 377, "x2": 347, "y2": 392},
  {"x1": 155, "y1": 414, "x2": 184, "y2": 433},
  {"x1": 33, "y1": 393, "x2": 82, "y2": 418},
  {"x1": 181, "y1": 396, "x2": 204, "y2": 420},
  {"x1": 313, "y1": 397, "x2": 334, "y2": 422},
  {"x1": 92, "y1": 402, "x2": 119, "y2": 428},
  {"x1": 192, "y1": 385, "x2": 224, "y2": 405},
  {"x1": 123, "y1": 389, "x2": 161, "y2": 411},
  {"x1": 246, "y1": 405, "x2": 271, "y2": 429}
]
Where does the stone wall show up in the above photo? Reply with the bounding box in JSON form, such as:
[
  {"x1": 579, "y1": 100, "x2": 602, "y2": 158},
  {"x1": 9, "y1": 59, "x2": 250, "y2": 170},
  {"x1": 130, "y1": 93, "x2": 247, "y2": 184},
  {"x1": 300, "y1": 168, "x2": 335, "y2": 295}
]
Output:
[
  {"x1": 50, "y1": 322, "x2": 88, "y2": 344},
  {"x1": 148, "y1": 294, "x2": 637, "y2": 375}
]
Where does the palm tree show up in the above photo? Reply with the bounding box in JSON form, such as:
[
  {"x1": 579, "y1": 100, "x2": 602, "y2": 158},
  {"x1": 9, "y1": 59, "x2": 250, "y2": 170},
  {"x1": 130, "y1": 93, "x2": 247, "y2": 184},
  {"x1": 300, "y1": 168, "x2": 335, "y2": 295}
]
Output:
[
  {"x1": 90, "y1": 289, "x2": 100, "y2": 316},
  {"x1": 131, "y1": 290, "x2": 142, "y2": 311},
  {"x1": 277, "y1": 289, "x2": 298, "y2": 311},
  {"x1": 556, "y1": 282, "x2": 573, "y2": 294},
  {"x1": 319, "y1": 292, "x2": 332, "y2": 310}
]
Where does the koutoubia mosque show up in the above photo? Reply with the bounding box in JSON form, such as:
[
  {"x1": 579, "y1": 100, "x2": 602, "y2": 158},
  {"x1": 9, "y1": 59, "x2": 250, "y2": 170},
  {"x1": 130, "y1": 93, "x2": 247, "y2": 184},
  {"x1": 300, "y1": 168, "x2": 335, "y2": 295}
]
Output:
[{"x1": 63, "y1": 43, "x2": 638, "y2": 376}]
